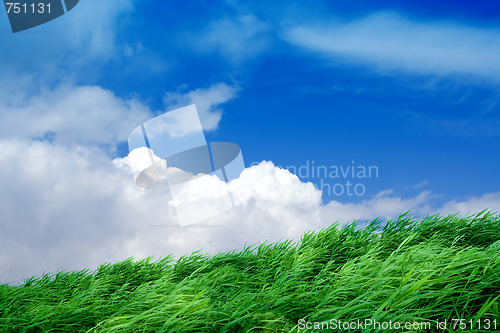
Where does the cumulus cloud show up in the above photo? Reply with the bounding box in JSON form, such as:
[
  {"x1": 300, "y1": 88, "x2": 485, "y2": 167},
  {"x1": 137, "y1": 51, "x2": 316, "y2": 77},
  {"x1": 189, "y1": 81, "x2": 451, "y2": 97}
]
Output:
[
  {"x1": 284, "y1": 11, "x2": 500, "y2": 80},
  {"x1": 0, "y1": 84, "x2": 152, "y2": 146},
  {"x1": 164, "y1": 83, "x2": 239, "y2": 131},
  {"x1": 2, "y1": 140, "x2": 500, "y2": 284},
  {"x1": 0, "y1": 141, "x2": 319, "y2": 284},
  {"x1": 0, "y1": 139, "x2": 168, "y2": 284},
  {"x1": 0, "y1": 80, "x2": 239, "y2": 148}
]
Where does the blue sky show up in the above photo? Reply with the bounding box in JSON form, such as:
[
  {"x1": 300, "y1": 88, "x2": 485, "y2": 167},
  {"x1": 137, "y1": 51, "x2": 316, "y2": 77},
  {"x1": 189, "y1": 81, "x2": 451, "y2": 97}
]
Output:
[
  {"x1": 83, "y1": 0, "x2": 500, "y2": 204},
  {"x1": 1, "y1": 0, "x2": 500, "y2": 282}
]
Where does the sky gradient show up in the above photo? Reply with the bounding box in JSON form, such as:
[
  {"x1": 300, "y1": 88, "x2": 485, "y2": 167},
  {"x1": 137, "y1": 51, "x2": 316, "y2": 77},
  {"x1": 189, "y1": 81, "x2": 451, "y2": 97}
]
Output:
[{"x1": 0, "y1": 0, "x2": 499, "y2": 283}]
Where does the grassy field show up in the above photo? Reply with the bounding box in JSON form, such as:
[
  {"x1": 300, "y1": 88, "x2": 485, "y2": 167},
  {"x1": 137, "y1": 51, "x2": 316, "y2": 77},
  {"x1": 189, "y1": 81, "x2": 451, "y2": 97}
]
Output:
[{"x1": 1, "y1": 211, "x2": 499, "y2": 332}]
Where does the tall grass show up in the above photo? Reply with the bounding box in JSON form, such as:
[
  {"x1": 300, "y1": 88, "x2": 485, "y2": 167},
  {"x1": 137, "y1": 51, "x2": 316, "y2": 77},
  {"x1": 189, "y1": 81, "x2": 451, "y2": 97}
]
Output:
[{"x1": 1, "y1": 211, "x2": 499, "y2": 332}]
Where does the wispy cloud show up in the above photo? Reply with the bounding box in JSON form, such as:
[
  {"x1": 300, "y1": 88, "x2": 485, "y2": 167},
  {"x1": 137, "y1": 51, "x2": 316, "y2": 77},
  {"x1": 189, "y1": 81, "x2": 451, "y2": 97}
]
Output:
[
  {"x1": 0, "y1": 0, "x2": 136, "y2": 73},
  {"x1": 164, "y1": 83, "x2": 239, "y2": 131},
  {"x1": 284, "y1": 12, "x2": 500, "y2": 81},
  {"x1": 438, "y1": 192, "x2": 500, "y2": 215},
  {"x1": 185, "y1": 14, "x2": 271, "y2": 64}
]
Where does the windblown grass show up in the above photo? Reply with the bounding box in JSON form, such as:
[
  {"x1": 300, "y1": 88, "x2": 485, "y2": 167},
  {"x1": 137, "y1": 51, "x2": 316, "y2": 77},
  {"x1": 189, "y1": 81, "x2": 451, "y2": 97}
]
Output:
[{"x1": 1, "y1": 211, "x2": 499, "y2": 332}]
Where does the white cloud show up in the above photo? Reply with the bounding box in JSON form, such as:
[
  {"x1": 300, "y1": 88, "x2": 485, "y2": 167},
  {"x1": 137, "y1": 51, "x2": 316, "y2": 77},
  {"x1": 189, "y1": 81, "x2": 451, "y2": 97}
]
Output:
[
  {"x1": 438, "y1": 192, "x2": 500, "y2": 215},
  {"x1": 0, "y1": 81, "x2": 239, "y2": 147},
  {"x1": 0, "y1": 0, "x2": 135, "y2": 64},
  {"x1": 284, "y1": 12, "x2": 500, "y2": 80},
  {"x1": 56, "y1": 0, "x2": 135, "y2": 59},
  {"x1": 1, "y1": 141, "x2": 500, "y2": 284},
  {"x1": 164, "y1": 83, "x2": 239, "y2": 131},
  {"x1": 0, "y1": 139, "x2": 167, "y2": 284},
  {"x1": 0, "y1": 83, "x2": 152, "y2": 146},
  {"x1": 320, "y1": 190, "x2": 434, "y2": 223},
  {"x1": 187, "y1": 14, "x2": 271, "y2": 63}
]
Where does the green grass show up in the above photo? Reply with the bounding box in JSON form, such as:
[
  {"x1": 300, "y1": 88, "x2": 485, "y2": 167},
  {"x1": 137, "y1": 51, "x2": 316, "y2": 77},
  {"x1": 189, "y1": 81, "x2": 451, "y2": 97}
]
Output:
[{"x1": 1, "y1": 211, "x2": 499, "y2": 332}]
